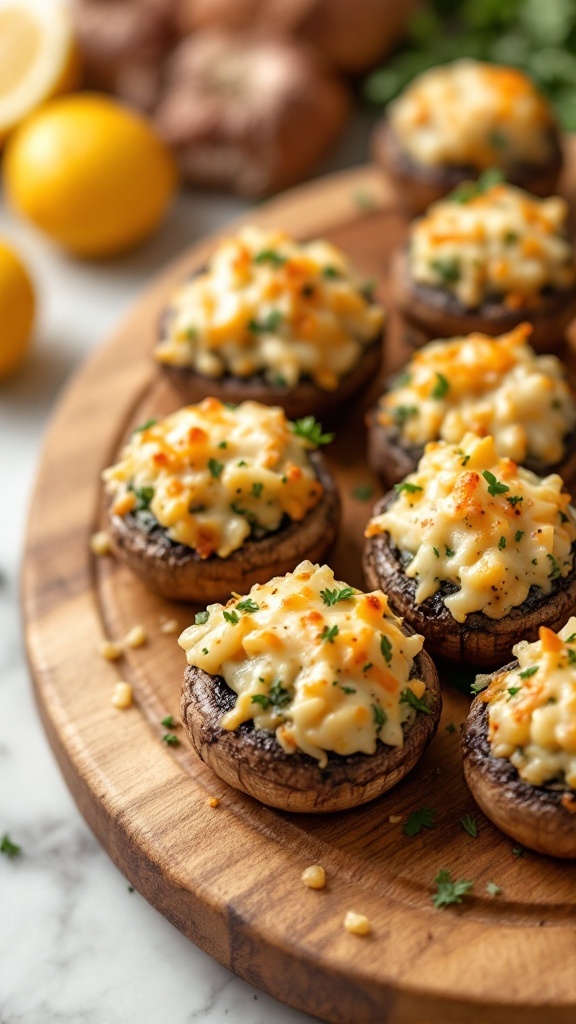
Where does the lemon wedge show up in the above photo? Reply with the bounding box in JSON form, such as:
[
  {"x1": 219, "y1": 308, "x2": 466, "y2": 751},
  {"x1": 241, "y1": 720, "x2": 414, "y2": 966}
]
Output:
[{"x1": 0, "y1": 1, "x2": 80, "y2": 144}]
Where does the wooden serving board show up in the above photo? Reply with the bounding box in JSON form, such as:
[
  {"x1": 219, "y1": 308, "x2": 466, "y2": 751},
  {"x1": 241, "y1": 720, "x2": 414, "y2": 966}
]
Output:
[{"x1": 23, "y1": 159, "x2": 576, "y2": 1024}]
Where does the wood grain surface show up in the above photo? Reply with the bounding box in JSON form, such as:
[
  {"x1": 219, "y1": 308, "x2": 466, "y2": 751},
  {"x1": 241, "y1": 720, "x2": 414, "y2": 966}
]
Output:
[{"x1": 22, "y1": 155, "x2": 576, "y2": 1024}]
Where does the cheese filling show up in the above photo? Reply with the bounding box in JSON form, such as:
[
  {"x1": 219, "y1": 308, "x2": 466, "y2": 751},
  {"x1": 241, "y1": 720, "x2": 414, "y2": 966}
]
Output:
[
  {"x1": 154, "y1": 225, "x2": 384, "y2": 390},
  {"x1": 378, "y1": 324, "x2": 575, "y2": 466},
  {"x1": 408, "y1": 181, "x2": 574, "y2": 309},
  {"x1": 480, "y1": 621, "x2": 576, "y2": 789},
  {"x1": 389, "y1": 59, "x2": 557, "y2": 170},
  {"x1": 102, "y1": 399, "x2": 324, "y2": 559},
  {"x1": 179, "y1": 561, "x2": 430, "y2": 768},
  {"x1": 365, "y1": 433, "x2": 576, "y2": 622}
]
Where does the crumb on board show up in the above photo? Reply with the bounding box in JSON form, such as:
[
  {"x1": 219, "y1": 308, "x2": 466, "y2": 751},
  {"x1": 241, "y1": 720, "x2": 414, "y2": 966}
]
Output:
[
  {"x1": 98, "y1": 639, "x2": 123, "y2": 661},
  {"x1": 124, "y1": 624, "x2": 147, "y2": 648},
  {"x1": 388, "y1": 814, "x2": 402, "y2": 824},
  {"x1": 344, "y1": 911, "x2": 371, "y2": 936},
  {"x1": 160, "y1": 618, "x2": 179, "y2": 634},
  {"x1": 302, "y1": 865, "x2": 326, "y2": 890},
  {"x1": 90, "y1": 530, "x2": 112, "y2": 556},
  {"x1": 208, "y1": 797, "x2": 220, "y2": 808},
  {"x1": 111, "y1": 682, "x2": 133, "y2": 709}
]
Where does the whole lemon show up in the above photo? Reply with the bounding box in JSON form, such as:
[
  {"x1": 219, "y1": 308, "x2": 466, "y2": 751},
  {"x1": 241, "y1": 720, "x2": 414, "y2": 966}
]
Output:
[
  {"x1": 0, "y1": 240, "x2": 35, "y2": 378},
  {"x1": 4, "y1": 94, "x2": 177, "y2": 257}
]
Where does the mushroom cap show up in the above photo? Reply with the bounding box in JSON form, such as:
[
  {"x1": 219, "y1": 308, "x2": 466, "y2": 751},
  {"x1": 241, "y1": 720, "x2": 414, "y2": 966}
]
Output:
[
  {"x1": 106, "y1": 450, "x2": 340, "y2": 603},
  {"x1": 180, "y1": 648, "x2": 441, "y2": 812},
  {"x1": 462, "y1": 687, "x2": 576, "y2": 858},
  {"x1": 363, "y1": 493, "x2": 576, "y2": 668}
]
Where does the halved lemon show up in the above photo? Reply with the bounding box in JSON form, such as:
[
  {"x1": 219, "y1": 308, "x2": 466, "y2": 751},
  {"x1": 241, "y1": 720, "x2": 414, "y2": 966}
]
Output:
[{"x1": 0, "y1": 1, "x2": 81, "y2": 145}]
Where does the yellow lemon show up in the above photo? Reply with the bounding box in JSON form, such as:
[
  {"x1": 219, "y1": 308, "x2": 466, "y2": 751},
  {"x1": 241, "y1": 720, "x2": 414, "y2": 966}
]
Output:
[
  {"x1": 0, "y1": 1, "x2": 81, "y2": 145},
  {"x1": 0, "y1": 241, "x2": 35, "y2": 378},
  {"x1": 4, "y1": 94, "x2": 177, "y2": 257}
]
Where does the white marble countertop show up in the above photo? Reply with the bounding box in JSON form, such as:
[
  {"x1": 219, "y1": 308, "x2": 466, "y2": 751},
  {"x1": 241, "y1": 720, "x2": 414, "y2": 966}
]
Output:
[{"x1": 0, "y1": 114, "x2": 375, "y2": 1024}]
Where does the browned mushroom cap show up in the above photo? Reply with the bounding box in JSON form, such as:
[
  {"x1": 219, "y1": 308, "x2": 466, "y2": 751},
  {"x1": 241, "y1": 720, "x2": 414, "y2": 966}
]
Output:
[
  {"x1": 366, "y1": 399, "x2": 576, "y2": 492},
  {"x1": 180, "y1": 649, "x2": 441, "y2": 812},
  {"x1": 462, "y1": 687, "x2": 576, "y2": 858},
  {"x1": 392, "y1": 248, "x2": 576, "y2": 354},
  {"x1": 160, "y1": 335, "x2": 382, "y2": 421},
  {"x1": 152, "y1": 32, "x2": 350, "y2": 197},
  {"x1": 373, "y1": 120, "x2": 563, "y2": 217},
  {"x1": 363, "y1": 493, "x2": 576, "y2": 668},
  {"x1": 106, "y1": 452, "x2": 340, "y2": 603},
  {"x1": 175, "y1": 0, "x2": 418, "y2": 75}
]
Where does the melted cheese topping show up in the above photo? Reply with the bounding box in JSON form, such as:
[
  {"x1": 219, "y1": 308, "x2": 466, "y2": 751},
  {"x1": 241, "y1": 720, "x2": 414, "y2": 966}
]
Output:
[
  {"x1": 409, "y1": 181, "x2": 574, "y2": 309},
  {"x1": 154, "y1": 226, "x2": 384, "y2": 390},
  {"x1": 389, "y1": 59, "x2": 557, "y2": 169},
  {"x1": 179, "y1": 561, "x2": 430, "y2": 768},
  {"x1": 481, "y1": 621, "x2": 576, "y2": 789},
  {"x1": 102, "y1": 399, "x2": 323, "y2": 558},
  {"x1": 378, "y1": 324, "x2": 575, "y2": 466},
  {"x1": 365, "y1": 433, "x2": 576, "y2": 622}
]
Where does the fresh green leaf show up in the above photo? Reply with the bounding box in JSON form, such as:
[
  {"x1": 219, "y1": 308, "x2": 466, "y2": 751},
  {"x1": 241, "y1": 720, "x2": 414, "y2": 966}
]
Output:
[
  {"x1": 291, "y1": 416, "x2": 334, "y2": 446},
  {"x1": 394, "y1": 482, "x2": 423, "y2": 495},
  {"x1": 498, "y1": 536, "x2": 506, "y2": 550},
  {"x1": 320, "y1": 586, "x2": 356, "y2": 606},
  {"x1": 506, "y1": 495, "x2": 523, "y2": 506},
  {"x1": 251, "y1": 693, "x2": 271, "y2": 709},
  {"x1": 380, "y1": 634, "x2": 393, "y2": 663},
  {"x1": 322, "y1": 265, "x2": 341, "y2": 279},
  {"x1": 0, "y1": 834, "x2": 21, "y2": 859},
  {"x1": 269, "y1": 680, "x2": 291, "y2": 708},
  {"x1": 460, "y1": 814, "x2": 478, "y2": 838},
  {"x1": 320, "y1": 624, "x2": 339, "y2": 643},
  {"x1": 486, "y1": 881, "x2": 501, "y2": 897},
  {"x1": 547, "y1": 553, "x2": 561, "y2": 579},
  {"x1": 236, "y1": 598, "x2": 259, "y2": 614},
  {"x1": 400, "y1": 687, "x2": 430, "y2": 714},
  {"x1": 432, "y1": 869, "x2": 474, "y2": 908},
  {"x1": 195, "y1": 610, "x2": 209, "y2": 625},
  {"x1": 248, "y1": 310, "x2": 282, "y2": 333},
  {"x1": 130, "y1": 484, "x2": 154, "y2": 511},
  {"x1": 223, "y1": 610, "x2": 239, "y2": 625},
  {"x1": 160, "y1": 715, "x2": 176, "y2": 728},
  {"x1": 162, "y1": 733, "x2": 181, "y2": 747},
  {"x1": 431, "y1": 372, "x2": 450, "y2": 400},
  {"x1": 482, "y1": 470, "x2": 510, "y2": 496},
  {"x1": 515, "y1": 530, "x2": 524, "y2": 542},
  {"x1": 429, "y1": 257, "x2": 460, "y2": 284},
  {"x1": 392, "y1": 405, "x2": 418, "y2": 425},
  {"x1": 208, "y1": 458, "x2": 224, "y2": 479},
  {"x1": 372, "y1": 703, "x2": 387, "y2": 732},
  {"x1": 254, "y1": 249, "x2": 286, "y2": 267},
  {"x1": 404, "y1": 807, "x2": 437, "y2": 837},
  {"x1": 132, "y1": 418, "x2": 157, "y2": 433},
  {"x1": 507, "y1": 686, "x2": 521, "y2": 699}
]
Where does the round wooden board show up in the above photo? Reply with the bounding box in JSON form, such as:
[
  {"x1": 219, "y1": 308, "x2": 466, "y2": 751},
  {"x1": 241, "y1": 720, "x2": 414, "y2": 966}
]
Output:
[{"x1": 23, "y1": 158, "x2": 576, "y2": 1024}]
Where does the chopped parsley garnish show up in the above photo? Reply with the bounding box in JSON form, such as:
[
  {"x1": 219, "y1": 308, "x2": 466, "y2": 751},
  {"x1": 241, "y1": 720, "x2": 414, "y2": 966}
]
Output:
[
  {"x1": 340, "y1": 685, "x2": 356, "y2": 695},
  {"x1": 471, "y1": 675, "x2": 489, "y2": 695},
  {"x1": 320, "y1": 586, "x2": 355, "y2": 606},
  {"x1": 380, "y1": 635, "x2": 393, "y2": 663},
  {"x1": 236, "y1": 598, "x2": 259, "y2": 614},
  {"x1": 506, "y1": 495, "x2": 523, "y2": 506},
  {"x1": 459, "y1": 452, "x2": 471, "y2": 466},
  {"x1": 547, "y1": 553, "x2": 561, "y2": 579},
  {"x1": 519, "y1": 665, "x2": 538, "y2": 679},
  {"x1": 394, "y1": 482, "x2": 423, "y2": 495},
  {"x1": 363, "y1": 663, "x2": 373, "y2": 672},
  {"x1": 489, "y1": 128, "x2": 507, "y2": 150},
  {"x1": 271, "y1": 373, "x2": 287, "y2": 387},
  {"x1": 451, "y1": 167, "x2": 505, "y2": 204},
  {"x1": 208, "y1": 458, "x2": 224, "y2": 479},
  {"x1": 394, "y1": 370, "x2": 412, "y2": 388},
  {"x1": 460, "y1": 814, "x2": 478, "y2": 838},
  {"x1": 162, "y1": 733, "x2": 181, "y2": 747},
  {"x1": 320, "y1": 624, "x2": 339, "y2": 643},
  {"x1": 269, "y1": 680, "x2": 291, "y2": 708},
  {"x1": 251, "y1": 694, "x2": 271, "y2": 709},
  {"x1": 248, "y1": 309, "x2": 282, "y2": 333},
  {"x1": 498, "y1": 536, "x2": 506, "y2": 550},
  {"x1": 223, "y1": 610, "x2": 240, "y2": 625},
  {"x1": 0, "y1": 834, "x2": 21, "y2": 859},
  {"x1": 433, "y1": 547, "x2": 440, "y2": 558},
  {"x1": 130, "y1": 484, "x2": 154, "y2": 511},
  {"x1": 218, "y1": 440, "x2": 228, "y2": 449},
  {"x1": 291, "y1": 416, "x2": 334, "y2": 446},
  {"x1": 445, "y1": 546, "x2": 455, "y2": 558},
  {"x1": 515, "y1": 530, "x2": 524, "y2": 542},
  {"x1": 432, "y1": 869, "x2": 474, "y2": 909},
  {"x1": 372, "y1": 703, "x2": 387, "y2": 732},
  {"x1": 431, "y1": 372, "x2": 449, "y2": 400},
  {"x1": 132, "y1": 418, "x2": 157, "y2": 433},
  {"x1": 403, "y1": 807, "x2": 437, "y2": 837},
  {"x1": 567, "y1": 649, "x2": 576, "y2": 667},
  {"x1": 482, "y1": 470, "x2": 509, "y2": 497},
  {"x1": 429, "y1": 256, "x2": 460, "y2": 283},
  {"x1": 254, "y1": 249, "x2": 286, "y2": 267},
  {"x1": 566, "y1": 633, "x2": 576, "y2": 643},
  {"x1": 486, "y1": 881, "x2": 501, "y2": 896},
  {"x1": 160, "y1": 715, "x2": 176, "y2": 728},
  {"x1": 507, "y1": 686, "x2": 521, "y2": 699},
  {"x1": 392, "y1": 404, "x2": 418, "y2": 425},
  {"x1": 237, "y1": 460, "x2": 247, "y2": 467},
  {"x1": 504, "y1": 230, "x2": 519, "y2": 245},
  {"x1": 352, "y1": 484, "x2": 375, "y2": 501},
  {"x1": 195, "y1": 610, "x2": 209, "y2": 625},
  {"x1": 512, "y1": 845, "x2": 525, "y2": 858},
  {"x1": 251, "y1": 482, "x2": 263, "y2": 498},
  {"x1": 202, "y1": 648, "x2": 209, "y2": 655},
  {"x1": 400, "y1": 688, "x2": 430, "y2": 714},
  {"x1": 445, "y1": 722, "x2": 456, "y2": 734},
  {"x1": 322, "y1": 265, "x2": 341, "y2": 279}
]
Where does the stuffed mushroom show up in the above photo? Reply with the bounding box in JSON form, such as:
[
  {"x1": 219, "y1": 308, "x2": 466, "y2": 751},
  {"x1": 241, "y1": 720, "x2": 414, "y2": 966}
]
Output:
[
  {"x1": 102, "y1": 398, "x2": 340, "y2": 602},
  {"x1": 179, "y1": 560, "x2": 441, "y2": 812}
]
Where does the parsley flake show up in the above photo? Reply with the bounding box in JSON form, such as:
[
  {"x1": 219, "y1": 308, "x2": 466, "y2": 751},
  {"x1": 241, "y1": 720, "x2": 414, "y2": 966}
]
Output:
[
  {"x1": 519, "y1": 665, "x2": 538, "y2": 679},
  {"x1": 320, "y1": 624, "x2": 339, "y2": 643},
  {"x1": 322, "y1": 265, "x2": 341, "y2": 279},
  {"x1": 162, "y1": 733, "x2": 181, "y2": 747},
  {"x1": 132, "y1": 418, "x2": 157, "y2": 433},
  {"x1": 251, "y1": 694, "x2": 271, "y2": 710},
  {"x1": 291, "y1": 416, "x2": 334, "y2": 446},
  {"x1": 460, "y1": 814, "x2": 478, "y2": 838},
  {"x1": 445, "y1": 546, "x2": 455, "y2": 558},
  {"x1": 512, "y1": 845, "x2": 525, "y2": 858},
  {"x1": 431, "y1": 372, "x2": 449, "y2": 400},
  {"x1": 482, "y1": 470, "x2": 509, "y2": 496},
  {"x1": 394, "y1": 482, "x2": 423, "y2": 495},
  {"x1": 223, "y1": 610, "x2": 240, "y2": 625},
  {"x1": 372, "y1": 703, "x2": 387, "y2": 733},
  {"x1": 320, "y1": 586, "x2": 355, "y2": 606},
  {"x1": 506, "y1": 495, "x2": 523, "y2": 506},
  {"x1": 251, "y1": 482, "x2": 263, "y2": 498},
  {"x1": 432, "y1": 869, "x2": 474, "y2": 909},
  {"x1": 547, "y1": 553, "x2": 561, "y2": 579},
  {"x1": 160, "y1": 715, "x2": 176, "y2": 728},
  {"x1": 400, "y1": 688, "x2": 430, "y2": 714},
  {"x1": 568, "y1": 649, "x2": 576, "y2": 667},
  {"x1": 269, "y1": 680, "x2": 291, "y2": 708},
  {"x1": 195, "y1": 610, "x2": 209, "y2": 625},
  {"x1": 130, "y1": 484, "x2": 154, "y2": 511},
  {"x1": 248, "y1": 310, "x2": 282, "y2": 333},
  {"x1": 392, "y1": 405, "x2": 418, "y2": 425},
  {"x1": 380, "y1": 634, "x2": 393, "y2": 663},
  {"x1": 515, "y1": 530, "x2": 524, "y2": 542},
  {"x1": 0, "y1": 834, "x2": 21, "y2": 859},
  {"x1": 403, "y1": 807, "x2": 437, "y2": 836},
  {"x1": 507, "y1": 686, "x2": 521, "y2": 699},
  {"x1": 566, "y1": 633, "x2": 576, "y2": 643},
  {"x1": 445, "y1": 722, "x2": 457, "y2": 734},
  {"x1": 486, "y1": 881, "x2": 501, "y2": 897},
  {"x1": 352, "y1": 484, "x2": 374, "y2": 501},
  {"x1": 208, "y1": 458, "x2": 224, "y2": 479},
  {"x1": 429, "y1": 256, "x2": 460, "y2": 283},
  {"x1": 254, "y1": 249, "x2": 286, "y2": 267},
  {"x1": 236, "y1": 598, "x2": 259, "y2": 614},
  {"x1": 498, "y1": 536, "x2": 506, "y2": 550}
]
